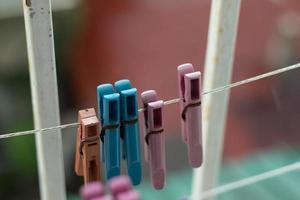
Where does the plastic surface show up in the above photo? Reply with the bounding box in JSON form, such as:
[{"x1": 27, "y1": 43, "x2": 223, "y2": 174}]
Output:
[
  {"x1": 114, "y1": 80, "x2": 142, "y2": 185},
  {"x1": 177, "y1": 63, "x2": 203, "y2": 168},
  {"x1": 141, "y1": 90, "x2": 166, "y2": 189},
  {"x1": 97, "y1": 84, "x2": 121, "y2": 180}
]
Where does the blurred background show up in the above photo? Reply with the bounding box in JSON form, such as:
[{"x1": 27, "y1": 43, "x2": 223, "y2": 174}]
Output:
[{"x1": 1, "y1": 0, "x2": 300, "y2": 199}]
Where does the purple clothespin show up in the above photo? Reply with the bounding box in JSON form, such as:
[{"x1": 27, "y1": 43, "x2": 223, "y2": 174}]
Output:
[
  {"x1": 80, "y1": 182, "x2": 105, "y2": 200},
  {"x1": 177, "y1": 63, "x2": 203, "y2": 168},
  {"x1": 141, "y1": 90, "x2": 166, "y2": 190}
]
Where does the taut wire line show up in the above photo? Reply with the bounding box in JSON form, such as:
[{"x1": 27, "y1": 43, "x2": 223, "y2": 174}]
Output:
[
  {"x1": 193, "y1": 161, "x2": 300, "y2": 200},
  {"x1": 0, "y1": 63, "x2": 300, "y2": 140},
  {"x1": 0, "y1": 123, "x2": 79, "y2": 140}
]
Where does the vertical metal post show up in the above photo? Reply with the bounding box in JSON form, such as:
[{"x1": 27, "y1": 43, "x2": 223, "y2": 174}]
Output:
[
  {"x1": 23, "y1": 0, "x2": 66, "y2": 199},
  {"x1": 191, "y1": 1, "x2": 241, "y2": 200}
]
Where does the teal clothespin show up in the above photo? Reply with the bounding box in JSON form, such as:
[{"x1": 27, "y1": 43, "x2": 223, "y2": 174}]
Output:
[
  {"x1": 97, "y1": 84, "x2": 121, "y2": 180},
  {"x1": 114, "y1": 80, "x2": 142, "y2": 185}
]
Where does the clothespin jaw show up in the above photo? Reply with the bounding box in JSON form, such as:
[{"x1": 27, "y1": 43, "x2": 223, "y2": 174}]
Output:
[
  {"x1": 75, "y1": 108, "x2": 101, "y2": 184},
  {"x1": 97, "y1": 84, "x2": 115, "y2": 120},
  {"x1": 177, "y1": 63, "x2": 203, "y2": 168},
  {"x1": 147, "y1": 101, "x2": 164, "y2": 141},
  {"x1": 97, "y1": 84, "x2": 121, "y2": 180},
  {"x1": 141, "y1": 90, "x2": 166, "y2": 190},
  {"x1": 114, "y1": 80, "x2": 142, "y2": 186},
  {"x1": 183, "y1": 72, "x2": 201, "y2": 105}
]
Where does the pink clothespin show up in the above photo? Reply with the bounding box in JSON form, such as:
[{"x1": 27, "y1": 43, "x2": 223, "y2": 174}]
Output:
[
  {"x1": 117, "y1": 190, "x2": 140, "y2": 200},
  {"x1": 108, "y1": 176, "x2": 140, "y2": 200},
  {"x1": 108, "y1": 176, "x2": 132, "y2": 198},
  {"x1": 80, "y1": 176, "x2": 140, "y2": 200},
  {"x1": 177, "y1": 63, "x2": 203, "y2": 168},
  {"x1": 141, "y1": 90, "x2": 166, "y2": 189},
  {"x1": 80, "y1": 182, "x2": 105, "y2": 200}
]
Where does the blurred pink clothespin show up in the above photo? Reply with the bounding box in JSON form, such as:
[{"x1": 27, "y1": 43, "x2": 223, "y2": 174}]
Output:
[
  {"x1": 141, "y1": 90, "x2": 166, "y2": 190},
  {"x1": 108, "y1": 176, "x2": 140, "y2": 200},
  {"x1": 80, "y1": 182, "x2": 105, "y2": 200},
  {"x1": 116, "y1": 190, "x2": 140, "y2": 200},
  {"x1": 177, "y1": 63, "x2": 203, "y2": 168},
  {"x1": 80, "y1": 176, "x2": 140, "y2": 200}
]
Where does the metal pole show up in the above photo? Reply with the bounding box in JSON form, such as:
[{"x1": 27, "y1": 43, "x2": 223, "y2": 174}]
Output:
[
  {"x1": 191, "y1": 1, "x2": 241, "y2": 200},
  {"x1": 23, "y1": 0, "x2": 66, "y2": 199}
]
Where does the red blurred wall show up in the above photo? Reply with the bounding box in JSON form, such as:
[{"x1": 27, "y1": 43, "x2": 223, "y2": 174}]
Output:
[{"x1": 69, "y1": 0, "x2": 300, "y2": 158}]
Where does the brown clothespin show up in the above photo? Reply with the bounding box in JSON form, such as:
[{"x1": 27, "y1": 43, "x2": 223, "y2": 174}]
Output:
[{"x1": 75, "y1": 108, "x2": 101, "y2": 184}]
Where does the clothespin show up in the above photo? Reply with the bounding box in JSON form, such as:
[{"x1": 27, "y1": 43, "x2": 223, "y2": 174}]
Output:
[
  {"x1": 97, "y1": 84, "x2": 121, "y2": 180},
  {"x1": 177, "y1": 63, "x2": 203, "y2": 168},
  {"x1": 80, "y1": 182, "x2": 104, "y2": 200},
  {"x1": 80, "y1": 182, "x2": 114, "y2": 200},
  {"x1": 141, "y1": 90, "x2": 166, "y2": 190},
  {"x1": 114, "y1": 80, "x2": 142, "y2": 185},
  {"x1": 80, "y1": 176, "x2": 140, "y2": 200},
  {"x1": 108, "y1": 176, "x2": 140, "y2": 200},
  {"x1": 75, "y1": 108, "x2": 101, "y2": 184},
  {"x1": 116, "y1": 191, "x2": 140, "y2": 200},
  {"x1": 108, "y1": 176, "x2": 132, "y2": 197}
]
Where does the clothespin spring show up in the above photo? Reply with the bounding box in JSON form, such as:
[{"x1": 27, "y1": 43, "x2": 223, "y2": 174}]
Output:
[
  {"x1": 120, "y1": 118, "x2": 138, "y2": 139},
  {"x1": 121, "y1": 118, "x2": 138, "y2": 126},
  {"x1": 145, "y1": 129, "x2": 164, "y2": 145},
  {"x1": 181, "y1": 101, "x2": 201, "y2": 121},
  {"x1": 100, "y1": 124, "x2": 120, "y2": 142},
  {"x1": 79, "y1": 135, "x2": 100, "y2": 157}
]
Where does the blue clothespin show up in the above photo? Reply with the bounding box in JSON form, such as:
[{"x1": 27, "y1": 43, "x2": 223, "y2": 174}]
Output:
[
  {"x1": 114, "y1": 80, "x2": 142, "y2": 185},
  {"x1": 97, "y1": 84, "x2": 121, "y2": 180}
]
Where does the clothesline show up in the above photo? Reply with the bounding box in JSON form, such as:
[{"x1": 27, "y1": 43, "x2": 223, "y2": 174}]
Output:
[
  {"x1": 0, "y1": 62, "x2": 299, "y2": 140},
  {"x1": 184, "y1": 161, "x2": 300, "y2": 200}
]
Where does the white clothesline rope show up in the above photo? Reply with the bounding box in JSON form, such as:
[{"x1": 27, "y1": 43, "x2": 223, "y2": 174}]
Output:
[
  {"x1": 0, "y1": 62, "x2": 299, "y2": 140},
  {"x1": 183, "y1": 161, "x2": 300, "y2": 200}
]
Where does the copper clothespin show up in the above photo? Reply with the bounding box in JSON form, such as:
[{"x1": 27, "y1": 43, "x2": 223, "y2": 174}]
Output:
[{"x1": 75, "y1": 108, "x2": 101, "y2": 184}]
